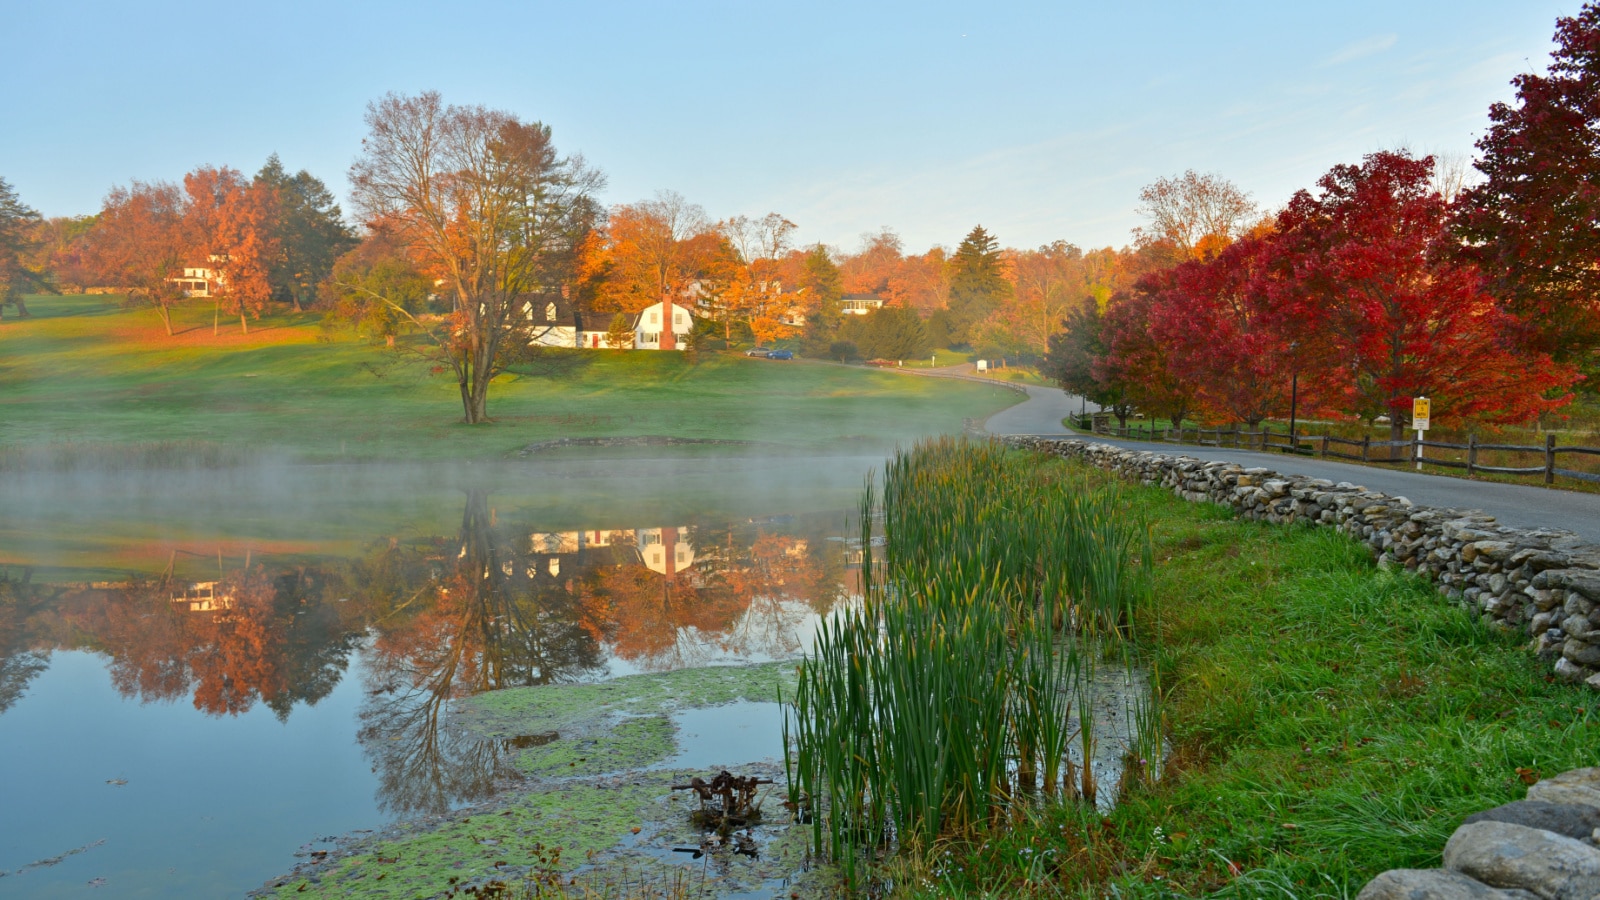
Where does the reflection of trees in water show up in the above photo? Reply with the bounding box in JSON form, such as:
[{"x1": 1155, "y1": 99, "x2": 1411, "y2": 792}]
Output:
[
  {"x1": 3, "y1": 496, "x2": 850, "y2": 811},
  {"x1": 57, "y1": 567, "x2": 362, "y2": 719},
  {"x1": 0, "y1": 570, "x2": 57, "y2": 714},
  {"x1": 356, "y1": 490, "x2": 606, "y2": 816}
]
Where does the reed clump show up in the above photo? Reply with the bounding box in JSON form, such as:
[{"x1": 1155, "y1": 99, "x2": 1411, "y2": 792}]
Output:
[{"x1": 785, "y1": 437, "x2": 1157, "y2": 885}]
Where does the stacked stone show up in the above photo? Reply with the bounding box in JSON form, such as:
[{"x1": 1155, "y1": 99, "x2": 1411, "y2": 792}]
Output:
[
  {"x1": 1003, "y1": 437, "x2": 1600, "y2": 691},
  {"x1": 1359, "y1": 768, "x2": 1600, "y2": 899}
]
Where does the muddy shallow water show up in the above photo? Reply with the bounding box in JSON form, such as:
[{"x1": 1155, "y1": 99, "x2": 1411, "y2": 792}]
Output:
[{"x1": 0, "y1": 453, "x2": 878, "y2": 898}]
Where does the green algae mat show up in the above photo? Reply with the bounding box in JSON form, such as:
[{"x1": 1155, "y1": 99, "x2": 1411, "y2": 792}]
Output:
[{"x1": 255, "y1": 662, "x2": 821, "y2": 899}]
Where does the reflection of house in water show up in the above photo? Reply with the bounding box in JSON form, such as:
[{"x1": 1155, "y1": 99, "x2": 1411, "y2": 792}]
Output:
[
  {"x1": 172, "y1": 581, "x2": 233, "y2": 613},
  {"x1": 637, "y1": 527, "x2": 694, "y2": 577},
  {"x1": 525, "y1": 526, "x2": 701, "y2": 581},
  {"x1": 528, "y1": 529, "x2": 642, "y2": 579}
]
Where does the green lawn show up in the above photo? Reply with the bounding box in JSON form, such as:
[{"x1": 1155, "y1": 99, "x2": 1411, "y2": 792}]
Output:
[{"x1": 0, "y1": 295, "x2": 1020, "y2": 463}]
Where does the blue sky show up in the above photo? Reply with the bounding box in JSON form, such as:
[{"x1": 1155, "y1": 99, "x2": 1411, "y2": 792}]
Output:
[{"x1": 1, "y1": 0, "x2": 1575, "y2": 253}]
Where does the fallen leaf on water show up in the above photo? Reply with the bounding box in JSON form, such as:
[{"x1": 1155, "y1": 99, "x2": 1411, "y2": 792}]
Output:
[
  {"x1": 88, "y1": 878, "x2": 107, "y2": 887},
  {"x1": 105, "y1": 779, "x2": 127, "y2": 787},
  {"x1": 629, "y1": 826, "x2": 641, "y2": 834}
]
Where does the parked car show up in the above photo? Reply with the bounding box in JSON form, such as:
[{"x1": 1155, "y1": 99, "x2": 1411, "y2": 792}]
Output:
[
  {"x1": 745, "y1": 348, "x2": 771, "y2": 357},
  {"x1": 766, "y1": 349, "x2": 794, "y2": 360}
]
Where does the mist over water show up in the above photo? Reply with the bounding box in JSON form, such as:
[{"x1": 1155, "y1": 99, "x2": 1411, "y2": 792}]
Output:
[{"x1": 0, "y1": 448, "x2": 886, "y2": 898}]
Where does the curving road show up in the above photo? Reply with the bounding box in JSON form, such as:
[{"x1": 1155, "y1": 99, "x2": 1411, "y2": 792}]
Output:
[{"x1": 981, "y1": 382, "x2": 1600, "y2": 544}]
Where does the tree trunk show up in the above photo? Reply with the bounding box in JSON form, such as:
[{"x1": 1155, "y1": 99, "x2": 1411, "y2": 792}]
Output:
[
  {"x1": 157, "y1": 303, "x2": 173, "y2": 336},
  {"x1": 1390, "y1": 417, "x2": 1405, "y2": 462},
  {"x1": 11, "y1": 297, "x2": 28, "y2": 317},
  {"x1": 291, "y1": 292, "x2": 304, "y2": 313},
  {"x1": 459, "y1": 378, "x2": 475, "y2": 424},
  {"x1": 240, "y1": 311, "x2": 249, "y2": 335},
  {"x1": 213, "y1": 302, "x2": 220, "y2": 337}
]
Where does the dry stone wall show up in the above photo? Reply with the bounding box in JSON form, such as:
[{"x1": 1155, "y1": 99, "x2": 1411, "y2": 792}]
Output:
[{"x1": 1005, "y1": 437, "x2": 1600, "y2": 690}]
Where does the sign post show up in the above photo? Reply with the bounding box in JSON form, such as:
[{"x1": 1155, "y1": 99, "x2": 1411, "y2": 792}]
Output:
[{"x1": 1412, "y1": 396, "x2": 1431, "y2": 471}]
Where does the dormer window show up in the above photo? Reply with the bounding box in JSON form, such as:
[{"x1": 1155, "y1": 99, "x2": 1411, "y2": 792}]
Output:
[{"x1": 545, "y1": 302, "x2": 557, "y2": 322}]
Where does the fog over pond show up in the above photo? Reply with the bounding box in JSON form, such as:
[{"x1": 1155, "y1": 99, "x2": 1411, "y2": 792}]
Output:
[{"x1": 0, "y1": 451, "x2": 879, "y2": 897}]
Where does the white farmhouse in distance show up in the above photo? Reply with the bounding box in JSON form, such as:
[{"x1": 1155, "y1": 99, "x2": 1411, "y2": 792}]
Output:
[
  {"x1": 840, "y1": 293, "x2": 885, "y2": 316},
  {"x1": 632, "y1": 299, "x2": 694, "y2": 351},
  {"x1": 169, "y1": 265, "x2": 222, "y2": 298}
]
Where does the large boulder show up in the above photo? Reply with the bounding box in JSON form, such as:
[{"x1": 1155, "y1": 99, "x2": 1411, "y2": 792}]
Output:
[
  {"x1": 1463, "y1": 801, "x2": 1600, "y2": 843},
  {"x1": 1358, "y1": 868, "x2": 1540, "y2": 899},
  {"x1": 1443, "y1": 821, "x2": 1600, "y2": 900},
  {"x1": 1528, "y1": 769, "x2": 1600, "y2": 810}
]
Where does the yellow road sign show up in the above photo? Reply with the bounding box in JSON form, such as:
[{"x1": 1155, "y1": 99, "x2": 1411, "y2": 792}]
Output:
[{"x1": 1412, "y1": 396, "x2": 1431, "y2": 431}]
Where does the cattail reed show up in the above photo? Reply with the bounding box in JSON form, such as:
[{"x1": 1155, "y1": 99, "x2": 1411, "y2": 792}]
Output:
[{"x1": 785, "y1": 437, "x2": 1157, "y2": 882}]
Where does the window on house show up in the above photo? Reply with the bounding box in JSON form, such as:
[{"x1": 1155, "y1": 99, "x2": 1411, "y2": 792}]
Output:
[
  {"x1": 546, "y1": 302, "x2": 557, "y2": 321},
  {"x1": 648, "y1": 311, "x2": 659, "y2": 325}
]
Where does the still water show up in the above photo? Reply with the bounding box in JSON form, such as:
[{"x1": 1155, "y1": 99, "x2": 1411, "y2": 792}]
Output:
[{"x1": 0, "y1": 453, "x2": 875, "y2": 897}]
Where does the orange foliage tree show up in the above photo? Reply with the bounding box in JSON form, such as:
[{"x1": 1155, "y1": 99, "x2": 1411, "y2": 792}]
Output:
[
  {"x1": 592, "y1": 191, "x2": 723, "y2": 320},
  {"x1": 183, "y1": 166, "x2": 280, "y2": 335}
]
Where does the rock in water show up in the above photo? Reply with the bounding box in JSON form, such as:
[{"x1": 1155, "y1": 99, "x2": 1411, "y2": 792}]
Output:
[
  {"x1": 1443, "y1": 821, "x2": 1600, "y2": 900},
  {"x1": 1528, "y1": 769, "x2": 1600, "y2": 810},
  {"x1": 1357, "y1": 868, "x2": 1541, "y2": 899},
  {"x1": 1463, "y1": 802, "x2": 1600, "y2": 844}
]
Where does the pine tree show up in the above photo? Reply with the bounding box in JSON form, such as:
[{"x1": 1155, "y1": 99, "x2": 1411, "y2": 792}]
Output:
[
  {"x1": 0, "y1": 177, "x2": 42, "y2": 318},
  {"x1": 945, "y1": 226, "x2": 1011, "y2": 345}
]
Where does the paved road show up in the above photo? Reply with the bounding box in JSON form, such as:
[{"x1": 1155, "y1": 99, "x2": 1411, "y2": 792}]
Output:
[{"x1": 983, "y1": 383, "x2": 1600, "y2": 544}]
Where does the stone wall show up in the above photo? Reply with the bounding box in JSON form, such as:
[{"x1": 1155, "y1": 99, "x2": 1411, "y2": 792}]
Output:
[{"x1": 1005, "y1": 437, "x2": 1600, "y2": 690}]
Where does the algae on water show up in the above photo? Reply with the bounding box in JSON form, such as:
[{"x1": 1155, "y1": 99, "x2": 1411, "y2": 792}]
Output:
[{"x1": 259, "y1": 661, "x2": 808, "y2": 899}]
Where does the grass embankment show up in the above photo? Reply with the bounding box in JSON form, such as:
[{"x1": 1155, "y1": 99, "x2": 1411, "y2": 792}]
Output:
[
  {"x1": 920, "y1": 455, "x2": 1600, "y2": 898},
  {"x1": 0, "y1": 295, "x2": 1018, "y2": 463}
]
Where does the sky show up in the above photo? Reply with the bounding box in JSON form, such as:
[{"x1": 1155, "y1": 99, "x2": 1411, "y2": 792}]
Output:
[{"x1": 1, "y1": 0, "x2": 1578, "y2": 254}]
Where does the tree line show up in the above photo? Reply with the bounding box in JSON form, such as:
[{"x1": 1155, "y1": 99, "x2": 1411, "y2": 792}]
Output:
[{"x1": 2, "y1": 2, "x2": 1597, "y2": 427}]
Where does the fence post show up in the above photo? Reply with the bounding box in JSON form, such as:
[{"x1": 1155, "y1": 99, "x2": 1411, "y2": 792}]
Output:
[
  {"x1": 1320, "y1": 435, "x2": 1328, "y2": 459},
  {"x1": 1467, "y1": 434, "x2": 1477, "y2": 476},
  {"x1": 1361, "y1": 435, "x2": 1370, "y2": 463},
  {"x1": 1546, "y1": 433, "x2": 1557, "y2": 485}
]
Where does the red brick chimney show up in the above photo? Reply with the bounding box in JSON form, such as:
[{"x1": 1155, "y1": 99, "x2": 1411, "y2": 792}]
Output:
[{"x1": 660, "y1": 294, "x2": 676, "y2": 351}]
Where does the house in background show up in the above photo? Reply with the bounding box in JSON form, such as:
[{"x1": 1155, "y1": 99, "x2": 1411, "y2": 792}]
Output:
[
  {"x1": 169, "y1": 264, "x2": 222, "y2": 298},
  {"x1": 526, "y1": 293, "x2": 698, "y2": 351},
  {"x1": 527, "y1": 292, "x2": 614, "y2": 349},
  {"x1": 841, "y1": 294, "x2": 885, "y2": 316},
  {"x1": 632, "y1": 299, "x2": 694, "y2": 351}
]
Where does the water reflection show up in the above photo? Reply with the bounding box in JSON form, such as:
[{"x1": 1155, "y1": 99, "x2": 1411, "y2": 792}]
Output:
[{"x1": 0, "y1": 492, "x2": 850, "y2": 816}]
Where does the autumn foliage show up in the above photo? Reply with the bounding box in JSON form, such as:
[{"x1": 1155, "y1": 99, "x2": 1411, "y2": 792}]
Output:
[{"x1": 1051, "y1": 151, "x2": 1579, "y2": 435}]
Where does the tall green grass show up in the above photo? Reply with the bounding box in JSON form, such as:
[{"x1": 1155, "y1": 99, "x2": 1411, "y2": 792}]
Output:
[{"x1": 784, "y1": 438, "x2": 1156, "y2": 885}]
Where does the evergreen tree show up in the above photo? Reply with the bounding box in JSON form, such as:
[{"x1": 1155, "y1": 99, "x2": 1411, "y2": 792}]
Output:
[
  {"x1": 1042, "y1": 297, "x2": 1132, "y2": 427},
  {"x1": 257, "y1": 155, "x2": 357, "y2": 312},
  {"x1": 945, "y1": 225, "x2": 1011, "y2": 345},
  {"x1": 0, "y1": 177, "x2": 42, "y2": 318},
  {"x1": 799, "y1": 244, "x2": 844, "y2": 355}
]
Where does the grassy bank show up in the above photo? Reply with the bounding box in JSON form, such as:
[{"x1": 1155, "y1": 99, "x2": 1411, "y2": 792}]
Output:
[
  {"x1": 915, "y1": 455, "x2": 1598, "y2": 898},
  {"x1": 0, "y1": 295, "x2": 1018, "y2": 463}
]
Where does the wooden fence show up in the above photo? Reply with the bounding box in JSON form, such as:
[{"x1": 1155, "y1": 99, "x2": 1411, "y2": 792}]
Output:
[{"x1": 1084, "y1": 414, "x2": 1600, "y2": 487}]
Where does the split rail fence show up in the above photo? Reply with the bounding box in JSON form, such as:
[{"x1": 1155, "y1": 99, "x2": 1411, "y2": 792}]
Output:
[{"x1": 1082, "y1": 413, "x2": 1600, "y2": 487}]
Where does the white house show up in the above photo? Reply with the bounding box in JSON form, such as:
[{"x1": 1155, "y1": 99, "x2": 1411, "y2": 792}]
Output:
[
  {"x1": 841, "y1": 294, "x2": 885, "y2": 316},
  {"x1": 168, "y1": 266, "x2": 221, "y2": 298},
  {"x1": 633, "y1": 299, "x2": 694, "y2": 351}
]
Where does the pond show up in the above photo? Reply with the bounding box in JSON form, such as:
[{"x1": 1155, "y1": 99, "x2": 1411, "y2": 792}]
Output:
[{"x1": 0, "y1": 452, "x2": 878, "y2": 898}]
